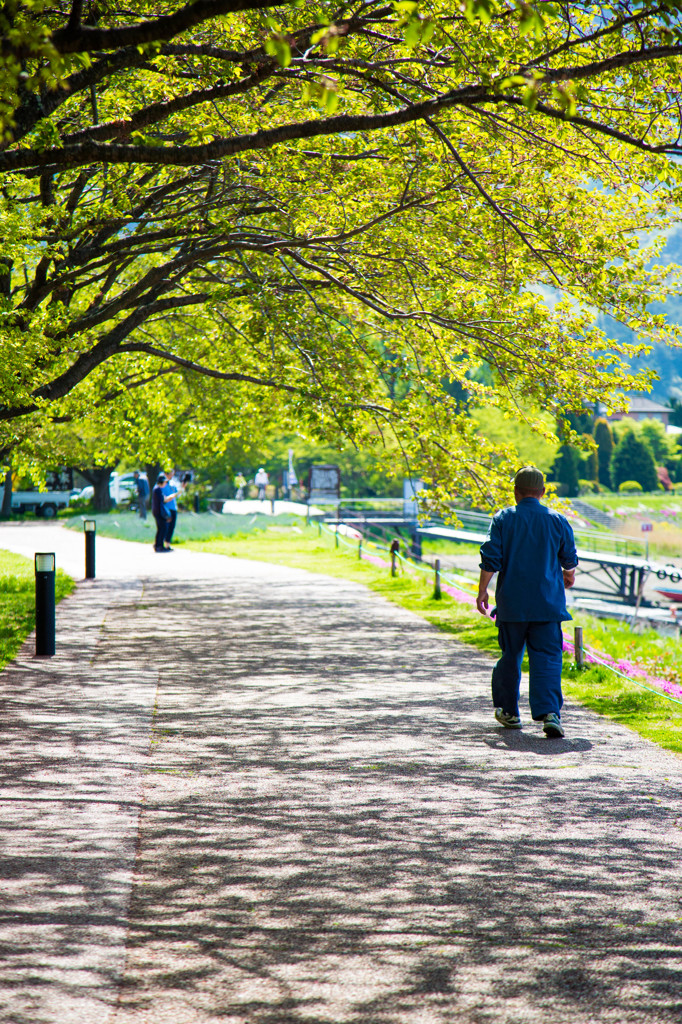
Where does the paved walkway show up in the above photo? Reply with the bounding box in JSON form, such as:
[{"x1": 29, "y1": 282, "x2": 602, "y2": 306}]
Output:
[{"x1": 1, "y1": 522, "x2": 682, "y2": 1024}]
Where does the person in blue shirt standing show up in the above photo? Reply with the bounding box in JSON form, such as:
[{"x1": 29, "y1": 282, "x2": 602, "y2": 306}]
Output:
[
  {"x1": 162, "y1": 472, "x2": 182, "y2": 548},
  {"x1": 476, "y1": 466, "x2": 578, "y2": 738}
]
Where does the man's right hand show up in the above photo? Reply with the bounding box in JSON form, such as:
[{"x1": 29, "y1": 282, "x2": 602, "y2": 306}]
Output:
[
  {"x1": 476, "y1": 590, "x2": 489, "y2": 615},
  {"x1": 563, "y1": 568, "x2": 576, "y2": 589}
]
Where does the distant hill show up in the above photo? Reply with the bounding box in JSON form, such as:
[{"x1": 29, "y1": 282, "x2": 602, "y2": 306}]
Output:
[{"x1": 598, "y1": 228, "x2": 682, "y2": 402}]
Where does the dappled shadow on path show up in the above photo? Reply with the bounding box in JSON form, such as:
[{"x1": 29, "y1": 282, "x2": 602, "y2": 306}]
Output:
[
  {"x1": 106, "y1": 577, "x2": 682, "y2": 1024},
  {"x1": 0, "y1": 580, "x2": 158, "y2": 1024},
  {"x1": 1, "y1": 569, "x2": 681, "y2": 1024}
]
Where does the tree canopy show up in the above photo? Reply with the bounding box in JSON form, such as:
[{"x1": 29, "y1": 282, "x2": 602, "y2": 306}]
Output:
[{"x1": 2, "y1": 1, "x2": 682, "y2": 506}]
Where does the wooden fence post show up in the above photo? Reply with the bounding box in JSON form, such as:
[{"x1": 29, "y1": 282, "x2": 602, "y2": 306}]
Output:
[
  {"x1": 434, "y1": 558, "x2": 441, "y2": 599},
  {"x1": 390, "y1": 539, "x2": 399, "y2": 577},
  {"x1": 574, "y1": 626, "x2": 585, "y2": 669}
]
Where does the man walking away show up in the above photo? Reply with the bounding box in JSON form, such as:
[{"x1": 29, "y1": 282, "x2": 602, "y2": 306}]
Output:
[
  {"x1": 476, "y1": 466, "x2": 578, "y2": 738},
  {"x1": 133, "y1": 470, "x2": 149, "y2": 520}
]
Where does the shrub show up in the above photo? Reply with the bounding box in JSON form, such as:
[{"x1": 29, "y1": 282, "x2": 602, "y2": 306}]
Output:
[
  {"x1": 578, "y1": 479, "x2": 600, "y2": 495},
  {"x1": 619, "y1": 480, "x2": 643, "y2": 492},
  {"x1": 67, "y1": 496, "x2": 94, "y2": 513},
  {"x1": 611, "y1": 431, "x2": 658, "y2": 491}
]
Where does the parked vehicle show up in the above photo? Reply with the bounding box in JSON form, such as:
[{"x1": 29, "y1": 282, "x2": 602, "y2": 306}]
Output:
[
  {"x1": 11, "y1": 490, "x2": 72, "y2": 518},
  {"x1": 112, "y1": 472, "x2": 137, "y2": 504},
  {"x1": 72, "y1": 473, "x2": 138, "y2": 507}
]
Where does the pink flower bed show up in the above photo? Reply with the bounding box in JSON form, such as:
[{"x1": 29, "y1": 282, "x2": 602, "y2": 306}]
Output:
[
  {"x1": 562, "y1": 634, "x2": 682, "y2": 699},
  {"x1": 357, "y1": 547, "x2": 682, "y2": 701}
]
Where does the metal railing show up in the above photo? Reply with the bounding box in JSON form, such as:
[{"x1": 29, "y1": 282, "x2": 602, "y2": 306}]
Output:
[{"x1": 312, "y1": 519, "x2": 682, "y2": 708}]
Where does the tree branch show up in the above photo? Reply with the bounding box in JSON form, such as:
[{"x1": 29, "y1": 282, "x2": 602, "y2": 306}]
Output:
[
  {"x1": 60, "y1": 66, "x2": 278, "y2": 145},
  {"x1": 117, "y1": 342, "x2": 303, "y2": 392},
  {"x1": 3, "y1": 0, "x2": 284, "y2": 58},
  {"x1": 67, "y1": 0, "x2": 84, "y2": 32}
]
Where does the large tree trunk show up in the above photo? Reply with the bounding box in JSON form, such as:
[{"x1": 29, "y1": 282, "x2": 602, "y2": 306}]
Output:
[
  {"x1": 79, "y1": 466, "x2": 115, "y2": 512},
  {"x1": 0, "y1": 448, "x2": 11, "y2": 518},
  {"x1": 146, "y1": 463, "x2": 163, "y2": 495},
  {"x1": 1, "y1": 467, "x2": 11, "y2": 518}
]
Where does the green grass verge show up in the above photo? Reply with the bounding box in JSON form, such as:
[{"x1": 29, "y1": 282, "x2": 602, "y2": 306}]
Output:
[
  {"x1": 587, "y1": 493, "x2": 682, "y2": 513},
  {"x1": 0, "y1": 550, "x2": 75, "y2": 670},
  {"x1": 188, "y1": 522, "x2": 682, "y2": 756},
  {"x1": 63, "y1": 510, "x2": 298, "y2": 543},
  {"x1": 562, "y1": 662, "x2": 682, "y2": 753}
]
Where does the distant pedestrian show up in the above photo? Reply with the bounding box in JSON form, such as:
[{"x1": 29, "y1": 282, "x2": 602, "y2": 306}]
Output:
[
  {"x1": 254, "y1": 467, "x2": 269, "y2": 501},
  {"x1": 476, "y1": 466, "x2": 578, "y2": 739},
  {"x1": 287, "y1": 448, "x2": 298, "y2": 498},
  {"x1": 151, "y1": 473, "x2": 172, "y2": 552},
  {"x1": 133, "y1": 470, "x2": 149, "y2": 520},
  {"x1": 234, "y1": 471, "x2": 246, "y2": 500},
  {"x1": 163, "y1": 472, "x2": 183, "y2": 546}
]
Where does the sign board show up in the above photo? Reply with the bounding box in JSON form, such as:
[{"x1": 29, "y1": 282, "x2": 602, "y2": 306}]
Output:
[
  {"x1": 641, "y1": 522, "x2": 653, "y2": 533},
  {"x1": 45, "y1": 468, "x2": 73, "y2": 492},
  {"x1": 308, "y1": 464, "x2": 340, "y2": 503},
  {"x1": 403, "y1": 478, "x2": 425, "y2": 519}
]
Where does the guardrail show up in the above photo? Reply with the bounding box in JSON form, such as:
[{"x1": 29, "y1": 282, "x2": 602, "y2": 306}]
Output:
[
  {"x1": 320, "y1": 504, "x2": 649, "y2": 560},
  {"x1": 312, "y1": 519, "x2": 682, "y2": 708}
]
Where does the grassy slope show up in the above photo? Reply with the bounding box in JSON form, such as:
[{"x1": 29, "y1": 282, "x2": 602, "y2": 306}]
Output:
[
  {"x1": 0, "y1": 550, "x2": 75, "y2": 670},
  {"x1": 63, "y1": 510, "x2": 298, "y2": 542},
  {"x1": 189, "y1": 525, "x2": 682, "y2": 756}
]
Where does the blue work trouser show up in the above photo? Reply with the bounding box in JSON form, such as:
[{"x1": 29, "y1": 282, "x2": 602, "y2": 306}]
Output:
[
  {"x1": 492, "y1": 621, "x2": 564, "y2": 720},
  {"x1": 154, "y1": 514, "x2": 169, "y2": 551},
  {"x1": 166, "y1": 509, "x2": 177, "y2": 543}
]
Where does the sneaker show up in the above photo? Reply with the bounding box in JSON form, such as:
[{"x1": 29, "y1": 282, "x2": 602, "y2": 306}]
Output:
[
  {"x1": 541, "y1": 713, "x2": 564, "y2": 738},
  {"x1": 494, "y1": 707, "x2": 522, "y2": 730}
]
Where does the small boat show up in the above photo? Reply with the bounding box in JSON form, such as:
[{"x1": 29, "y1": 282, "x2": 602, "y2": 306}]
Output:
[{"x1": 654, "y1": 584, "x2": 682, "y2": 602}]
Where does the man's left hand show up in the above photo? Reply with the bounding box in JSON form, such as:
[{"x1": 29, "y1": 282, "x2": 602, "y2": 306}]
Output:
[{"x1": 476, "y1": 590, "x2": 489, "y2": 615}]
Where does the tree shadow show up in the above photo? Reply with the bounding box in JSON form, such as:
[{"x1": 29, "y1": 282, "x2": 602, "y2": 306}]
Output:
[{"x1": 1, "y1": 574, "x2": 680, "y2": 1024}]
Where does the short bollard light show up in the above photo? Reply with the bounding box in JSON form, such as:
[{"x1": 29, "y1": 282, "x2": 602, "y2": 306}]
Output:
[
  {"x1": 34, "y1": 552, "x2": 56, "y2": 657},
  {"x1": 358, "y1": 537, "x2": 362, "y2": 561},
  {"x1": 434, "y1": 558, "x2": 442, "y2": 600},
  {"x1": 84, "y1": 519, "x2": 96, "y2": 579}
]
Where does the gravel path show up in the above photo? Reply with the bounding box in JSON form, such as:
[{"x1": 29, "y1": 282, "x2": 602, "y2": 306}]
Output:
[{"x1": 1, "y1": 523, "x2": 682, "y2": 1024}]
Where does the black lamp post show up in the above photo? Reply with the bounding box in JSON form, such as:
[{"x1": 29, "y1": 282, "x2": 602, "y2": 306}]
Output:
[
  {"x1": 34, "y1": 552, "x2": 56, "y2": 656},
  {"x1": 84, "y1": 519, "x2": 96, "y2": 579}
]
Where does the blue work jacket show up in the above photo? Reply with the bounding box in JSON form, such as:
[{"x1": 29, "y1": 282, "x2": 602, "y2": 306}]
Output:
[{"x1": 479, "y1": 498, "x2": 578, "y2": 623}]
